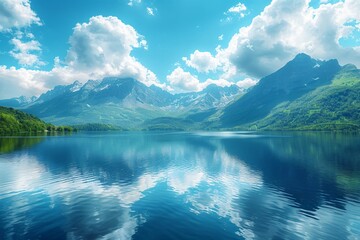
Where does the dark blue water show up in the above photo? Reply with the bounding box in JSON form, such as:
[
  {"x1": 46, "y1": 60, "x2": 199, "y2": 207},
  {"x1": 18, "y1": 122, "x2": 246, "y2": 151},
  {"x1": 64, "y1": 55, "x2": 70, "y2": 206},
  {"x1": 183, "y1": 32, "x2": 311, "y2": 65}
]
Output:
[{"x1": 0, "y1": 132, "x2": 359, "y2": 240}]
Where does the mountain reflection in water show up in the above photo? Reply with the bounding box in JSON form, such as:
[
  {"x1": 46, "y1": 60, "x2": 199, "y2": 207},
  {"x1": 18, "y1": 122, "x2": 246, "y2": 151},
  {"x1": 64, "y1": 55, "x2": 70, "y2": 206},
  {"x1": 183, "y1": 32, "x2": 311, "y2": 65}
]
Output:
[{"x1": 0, "y1": 132, "x2": 359, "y2": 240}]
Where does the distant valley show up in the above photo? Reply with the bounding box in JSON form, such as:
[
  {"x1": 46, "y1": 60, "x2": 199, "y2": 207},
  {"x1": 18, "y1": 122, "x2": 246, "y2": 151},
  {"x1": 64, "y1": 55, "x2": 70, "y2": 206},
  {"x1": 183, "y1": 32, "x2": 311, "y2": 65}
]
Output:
[{"x1": 1, "y1": 53, "x2": 359, "y2": 131}]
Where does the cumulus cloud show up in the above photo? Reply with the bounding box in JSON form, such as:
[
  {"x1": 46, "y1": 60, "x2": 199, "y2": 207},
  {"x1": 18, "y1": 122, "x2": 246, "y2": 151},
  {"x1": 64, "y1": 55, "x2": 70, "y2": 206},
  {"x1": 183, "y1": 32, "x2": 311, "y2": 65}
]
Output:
[
  {"x1": 0, "y1": 16, "x2": 161, "y2": 99},
  {"x1": 0, "y1": 65, "x2": 90, "y2": 99},
  {"x1": 171, "y1": 47, "x2": 254, "y2": 93},
  {"x1": 202, "y1": 78, "x2": 234, "y2": 89},
  {"x1": 0, "y1": 0, "x2": 41, "y2": 31},
  {"x1": 182, "y1": 50, "x2": 220, "y2": 73},
  {"x1": 167, "y1": 67, "x2": 201, "y2": 93},
  {"x1": 9, "y1": 38, "x2": 44, "y2": 66},
  {"x1": 227, "y1": 2, "x2": 247, "y2": 18},
  {"x1": 0, "y1": 66, "x2": 46, "y2": 99},
  {"x1": 166, "y1": 67, "x2": 237, "y2": 93},
  {"x1": 221, "y1": 0, "x2": 360, "y2": 78},
  {"x1": 236, "y1": 78, "x2": 257, "y2": 89},
  {"x1": 67, "y1": 16, "x2": 140, "y2": 70},
  {"x1": 65, "y1": 15, "x2": 159, "y2": 87}
]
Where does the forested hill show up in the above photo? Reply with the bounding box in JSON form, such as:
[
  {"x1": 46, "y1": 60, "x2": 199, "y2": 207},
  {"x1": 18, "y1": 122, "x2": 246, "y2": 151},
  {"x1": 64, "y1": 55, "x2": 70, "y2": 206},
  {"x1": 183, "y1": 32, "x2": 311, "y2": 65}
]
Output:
[
  {"x1": 0, "y1": 106, "x2": 73, "y2": 134},
  {"x1": 219, "y1": 54, "x2": 360, "y2": 131}
]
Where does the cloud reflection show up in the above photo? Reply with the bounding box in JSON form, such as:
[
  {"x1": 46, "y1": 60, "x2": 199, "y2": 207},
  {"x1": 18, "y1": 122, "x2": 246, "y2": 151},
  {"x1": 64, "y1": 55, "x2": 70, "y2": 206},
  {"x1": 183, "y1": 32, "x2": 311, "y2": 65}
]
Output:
[{"x1": 0, "y1": 132, "x2": 359, "y2": 239}]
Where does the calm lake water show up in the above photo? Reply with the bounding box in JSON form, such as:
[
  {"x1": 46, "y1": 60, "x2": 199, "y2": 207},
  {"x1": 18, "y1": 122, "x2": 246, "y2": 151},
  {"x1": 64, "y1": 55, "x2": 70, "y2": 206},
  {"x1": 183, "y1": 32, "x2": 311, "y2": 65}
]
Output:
[{"x1": 0, "y1": 132, "x2": 359, "y2": 240}]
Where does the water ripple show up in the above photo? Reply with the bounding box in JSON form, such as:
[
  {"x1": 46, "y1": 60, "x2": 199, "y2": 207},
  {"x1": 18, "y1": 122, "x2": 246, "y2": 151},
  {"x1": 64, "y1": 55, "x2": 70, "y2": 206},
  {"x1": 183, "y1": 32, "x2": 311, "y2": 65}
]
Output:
[{"x1": 0, "y1": 132, "x2": 359, "y2": 239}]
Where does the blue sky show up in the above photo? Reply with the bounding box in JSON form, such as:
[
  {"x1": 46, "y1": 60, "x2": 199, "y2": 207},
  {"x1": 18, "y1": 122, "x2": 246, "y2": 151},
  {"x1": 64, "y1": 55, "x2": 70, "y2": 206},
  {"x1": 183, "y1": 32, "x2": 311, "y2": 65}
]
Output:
[{"x1": 0, "y1": 0, "x2": 359, "y2": 99}]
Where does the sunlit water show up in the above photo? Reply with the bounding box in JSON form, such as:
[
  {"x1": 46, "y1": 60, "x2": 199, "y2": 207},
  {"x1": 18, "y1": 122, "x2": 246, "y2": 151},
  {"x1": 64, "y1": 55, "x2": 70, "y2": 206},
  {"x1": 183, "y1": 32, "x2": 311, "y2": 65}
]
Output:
[{"x1": 0, "y1": 132, "x2": 359, "y2": 240}]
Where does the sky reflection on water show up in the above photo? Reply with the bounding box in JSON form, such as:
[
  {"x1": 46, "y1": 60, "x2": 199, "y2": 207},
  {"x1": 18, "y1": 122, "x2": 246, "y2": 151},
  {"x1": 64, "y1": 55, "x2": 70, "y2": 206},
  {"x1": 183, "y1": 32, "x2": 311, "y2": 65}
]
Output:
[{"x1": 0, "y1": 132, "x2": 359, "y2": 239}]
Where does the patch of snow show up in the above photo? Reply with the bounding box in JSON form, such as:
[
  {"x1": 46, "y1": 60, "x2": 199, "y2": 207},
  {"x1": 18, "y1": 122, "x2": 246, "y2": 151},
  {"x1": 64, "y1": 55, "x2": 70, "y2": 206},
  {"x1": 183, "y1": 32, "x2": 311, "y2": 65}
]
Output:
[
  {"x1": 70, "y1": 85, "x2": 82, "y2": 92},
  {"x1": 313, "y1": 63, "x2": 320, "y2": 68},
  {"x1": 17, "y1": 96, "x2": 35, "y2": 104},
  {"x1": 70, "y1": 81, "x2": 83, "y2": 92},
  {"x1": 95, "y1": 84, "x2": 110, "y2": 92}
]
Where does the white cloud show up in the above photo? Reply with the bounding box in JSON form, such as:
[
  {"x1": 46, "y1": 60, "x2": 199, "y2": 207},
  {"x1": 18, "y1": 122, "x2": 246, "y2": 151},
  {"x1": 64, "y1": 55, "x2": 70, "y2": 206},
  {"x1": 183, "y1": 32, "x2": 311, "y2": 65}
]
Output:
[
  {"x1": 227, "y1": 2, "x2": 247, "y2": 18},
  {"x1": 0, "y1": 65, "x2": 94, "y2": 99},
  {"x1": 146, "y1": 7, "x2": 155, "y2": 16},
  {"x1": 139, "y1": 39, "x2": 148, "y2": 49},
  {"x1": 202, "y1": 78, "x2": 234, "y2": 89},
  {"x1": 170, "y1": 48, "x2": 252, "y2": 92},
  {"x1": 67, "y1": 16, "x2": 138, "y2": 70},
  {"x1": 9, "y1": 38, "x2": 44, "y2": 66},
  {"x1": 236, "y1": 78, "x2": 257, "y2": 89},
  {"x1": 0, "y1": 0, "x2": 41, "y2": 32},
  {"x1": 166, "y1": 67, "x2": 201, "y2": 93},
  {"x1": 182, "y1": 50, "x2": 220, "y2": 73},
  {"x1": 166, "y1": 67, "x2": 236, "y2": 93},
  {"x1": 221, "y1": 0, "x2": 360, "y2": 78},
  {"x1": 0, "y1": 0, "x2": 43, "y2": 68},
  {"x1": 26, "y1": 32, "x2": 34, "y2": 39},
  {"x1": 128, "y1": 0, "x2": 141, "y2": 6},
  {"x1": 0, "y1": 66, "x2": 46, "y2": 98},
  {"x1": 0, "y1": 16, "x2": 162, "y2": 99},
  {"x1": 64, "y1": 16, "x2": 160, "y2": 87}
]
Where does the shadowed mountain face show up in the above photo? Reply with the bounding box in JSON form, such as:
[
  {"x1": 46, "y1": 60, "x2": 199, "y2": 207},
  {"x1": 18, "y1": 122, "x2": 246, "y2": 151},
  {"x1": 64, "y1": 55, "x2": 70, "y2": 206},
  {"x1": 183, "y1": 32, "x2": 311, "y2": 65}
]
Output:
[
  {"x1": 220, "y1": 53, "x2": 342, "y2": 127},
  {"x1": 250, "y1": 64, "x2": 360, "y2": 131}
]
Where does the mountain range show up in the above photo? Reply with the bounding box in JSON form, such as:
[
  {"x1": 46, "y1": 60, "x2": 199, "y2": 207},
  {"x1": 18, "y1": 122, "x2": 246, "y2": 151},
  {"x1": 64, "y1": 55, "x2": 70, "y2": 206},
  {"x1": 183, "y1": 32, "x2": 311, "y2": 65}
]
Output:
[
  {"x1": 1, "y1": 53, "x2": 359, "y2": 131},
  {"x1": 0, "y1": 77, "x2": 243, "y2": 129}
]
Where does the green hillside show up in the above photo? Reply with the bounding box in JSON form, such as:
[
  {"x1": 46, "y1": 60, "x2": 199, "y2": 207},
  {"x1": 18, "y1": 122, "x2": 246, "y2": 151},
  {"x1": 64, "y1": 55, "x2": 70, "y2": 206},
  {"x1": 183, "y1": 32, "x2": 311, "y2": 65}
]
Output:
[
  {"x1": 0, "y1": 106, "x2": 73, "y2": 135},
  {"x1": 217, "y1": 54, "x2": 360, "y2": 131},
  {"x1": 252, "y1": 65, "x2": 360, "y2": 131},
  {"x1": 220, "y1": 54, "x2": 341, "y2": 127}
]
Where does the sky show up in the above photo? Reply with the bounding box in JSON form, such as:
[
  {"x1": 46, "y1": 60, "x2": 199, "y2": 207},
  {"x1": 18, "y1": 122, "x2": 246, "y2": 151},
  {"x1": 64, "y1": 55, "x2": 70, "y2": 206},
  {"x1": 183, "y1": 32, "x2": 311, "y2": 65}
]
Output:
[{"x1": 0, "y1": 0, "x2": 359, "y2": 99}]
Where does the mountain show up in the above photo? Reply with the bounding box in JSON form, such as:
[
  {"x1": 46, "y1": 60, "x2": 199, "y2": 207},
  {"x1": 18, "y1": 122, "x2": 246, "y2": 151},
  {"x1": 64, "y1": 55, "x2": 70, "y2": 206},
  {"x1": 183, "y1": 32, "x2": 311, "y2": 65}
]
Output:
[
  {"x1": 219, "y1": 53, "x2": 360, "y2": 130},
  {"x1": 25, "y1": 78, "x2": 171, "y2": 127},
  {"x1": 173, "y1": 84, "x2": 241, "y2": 111},
  {"x1": 221, "y1": 53, "x2": 341, "y2": 126},
  {"x1": 0, "y1": 96, "x2": 37, "y2": 108},
  {"x1": 22, "y1": 77, "x2": 242, "y2": 128},
  {"x1": 2, "y1": 53, "x2": 358, "y2": 131},
  {"x1": 252, "y1": 64, "x2": 360, "y2": 130},
  {"x1": 36, "y1": 80, "x2": 83, "y2": 103}
]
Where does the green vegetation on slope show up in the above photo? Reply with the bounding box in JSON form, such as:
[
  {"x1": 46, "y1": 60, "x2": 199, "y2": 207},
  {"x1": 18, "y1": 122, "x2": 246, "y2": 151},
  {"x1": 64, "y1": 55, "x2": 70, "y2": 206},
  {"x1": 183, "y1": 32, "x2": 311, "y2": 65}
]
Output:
[
  {"x1": 0, "y1": 106, "x2": 74, "y2": 135},
  {"x1": 220, "y1": 54, "x2": 341, "y2": 127},
  {"x1": 251, "y1": 66, "x2": 360, "y2": 131}
]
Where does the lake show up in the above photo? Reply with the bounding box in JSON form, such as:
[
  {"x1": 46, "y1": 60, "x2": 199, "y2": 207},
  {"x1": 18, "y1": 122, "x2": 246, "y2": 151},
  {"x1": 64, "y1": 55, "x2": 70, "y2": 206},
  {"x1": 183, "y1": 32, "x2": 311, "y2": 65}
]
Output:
[{"x1": 0, "y1": 132, "x2": 359, "y2": 239}]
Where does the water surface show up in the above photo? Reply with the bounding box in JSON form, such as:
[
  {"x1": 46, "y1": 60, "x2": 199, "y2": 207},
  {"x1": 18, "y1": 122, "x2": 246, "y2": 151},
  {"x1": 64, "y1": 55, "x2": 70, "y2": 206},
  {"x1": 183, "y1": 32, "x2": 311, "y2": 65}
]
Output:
[{"x1": 0, "y1": 132, "x2": 359, "y2": 239}]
